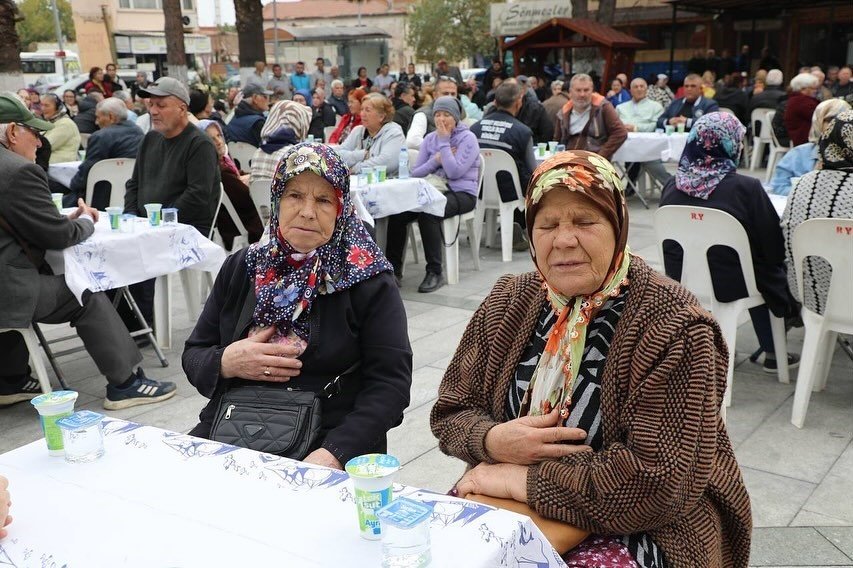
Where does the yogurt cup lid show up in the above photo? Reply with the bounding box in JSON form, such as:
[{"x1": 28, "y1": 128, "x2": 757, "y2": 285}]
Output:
[
  {"x1": 345, "y1": 453, "x2": 400, "y2": 478},
  {"x1": 57, "y1": 410, "x2": 104, "y2": 430},
  {"x1": 30, "y1": 390, "x2": 78, "y2": 408},
  {"x1": 377, "y1": 497, "x2": 433, "y2": 528}
]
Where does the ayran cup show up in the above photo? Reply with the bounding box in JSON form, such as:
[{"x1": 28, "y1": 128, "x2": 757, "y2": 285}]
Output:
[
  {"x1": 547, "y1": 141, "x2": 558, "y2": 155},
  {"x1": 162, "y1": 207, "x2": 179, "y2": 225},
  {"x1": 665, "y1": 124, "x2": 675, "y2": 135},
  {"x1": 537, "y1": 142, "x2": 547, "y2": 158},
  {"x1": 345, "y1": 453, "x2": 401, "y2": 540},
  {"x1": 30, "y1": 390, "x2": 79, "y2": 456},
  {"x1": 676, "y1": 122, "x2": 686, "y2": 134},
  {"x1": 51, "y1": 193, "x2": 63, "y2": 211},
  {"x1": 375, "y1": 165, "x2": 388, "y2": 182},
  {"x1": 106, "y1": 207, "x2": 123, "y2": 231},
  {"x1": 144, "y1": 203, "x2": 162, "y2": 227}
]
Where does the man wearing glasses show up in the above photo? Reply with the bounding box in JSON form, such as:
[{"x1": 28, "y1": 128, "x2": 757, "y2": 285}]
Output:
[
  {"x1": 406, "y1": 76, "x2": 463, "y2": 150},
  {"x1": 0, "y1": 92, "x2": 176, "y2": 409}
]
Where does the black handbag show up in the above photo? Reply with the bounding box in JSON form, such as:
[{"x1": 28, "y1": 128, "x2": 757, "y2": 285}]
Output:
[{"x1": 208, "y1": 285, "x2": 358, "y2": 460}]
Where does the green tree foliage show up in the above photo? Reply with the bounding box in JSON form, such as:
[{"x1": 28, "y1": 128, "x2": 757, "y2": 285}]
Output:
[
  {"x1": 407, "y1": 0, "x2": 499, "y2": 64},
  {"x1": 15, "y1": 0, "x2": 75, "y2": 49}
]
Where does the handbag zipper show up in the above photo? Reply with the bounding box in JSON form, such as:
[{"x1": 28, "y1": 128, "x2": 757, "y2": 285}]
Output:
[{"x1": 224, "y1": 404, "x2": 236, "y2": 419}]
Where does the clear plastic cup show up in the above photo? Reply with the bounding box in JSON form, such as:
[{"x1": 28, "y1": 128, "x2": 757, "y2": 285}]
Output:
[
  {"x1": 375, "y1": 165, "x2": 388, "y2": 182},
  {"x1": 665, "y1": 124, "x2": 675, "y2": 135},
  {"x1": 676, "y1": 123, "x2": 686, "y2": 134},
  {"x1": 547, "y1": 141, "x2": 558, "y2": 155},
  {"x1": 307, "y1": 134, "x2": 315, "y2": 143},
  {"x1": 655, "y1": 128, "x2": 665, "y2": 135},
  {"x1": 120, "y1": 214, "x2": 136, "y2": 233},
  {"x1": 345, "y1": 453, "x2": 400, "y2": 540},
  {"x1": 162, "y1": 207, "x2": 178, "y2": 225},
  {"x1": 537, "y1": 142, "x2": 547, "y2": 157},
  {"x1": 57, "y1": 410, "x2": 105, "y2": 463},
  {"x1": 51, "y1": 193, "x2": 63, "y2": 211},
  {"x1": 365, "y1": 169, "x2": 375, "y2": 185},
  {"x1": 144, "y1": 203, "x2": 162, "y2": 227},
  {"x1": 106, "y1": 207, "x2": 123, "y2": 231},
  {"x1": 30, "y1": 390, "x2": 79, "y2": 456},
  {"x1": 377, "y1": 497, "x2": 432, "y2": 568},
  {"x1": 556, "y1": 144, "x2": 566, "y2": 153}
]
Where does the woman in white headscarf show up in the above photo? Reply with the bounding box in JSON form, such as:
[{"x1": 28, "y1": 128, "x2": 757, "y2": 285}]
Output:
[{"x1": 250, "y1": 100, "x2": 311, "y2": 182}]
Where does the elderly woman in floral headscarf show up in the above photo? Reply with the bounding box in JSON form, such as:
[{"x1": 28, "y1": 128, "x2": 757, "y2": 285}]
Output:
[
  {"x1": 184, "y1": 142, "x2": 412, "y2": 469},
  {"x1": 660, "y1": 112, "x2": 801, "y2": 373},
  {"x1": 432, "y1": 150, "x2": 751, "y2": 567}
]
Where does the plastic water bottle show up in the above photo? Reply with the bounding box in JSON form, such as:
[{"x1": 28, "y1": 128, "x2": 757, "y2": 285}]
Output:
[{"x1": 398, "y1": 148, "x2": 409, "y2": 179}]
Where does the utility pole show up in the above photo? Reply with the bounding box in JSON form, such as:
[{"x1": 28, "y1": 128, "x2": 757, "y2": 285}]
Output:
[
  {"x1": 50, "y1": 0, "x2": 66, "y2": 80},
  {"x1": 273, "y1": 0, "x2": 279, "y2": 63}
]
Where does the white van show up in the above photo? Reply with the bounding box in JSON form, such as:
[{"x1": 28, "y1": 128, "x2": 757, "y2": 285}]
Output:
[{"x1": 20, "y1": 51, "x2": 82, "y2": 86}]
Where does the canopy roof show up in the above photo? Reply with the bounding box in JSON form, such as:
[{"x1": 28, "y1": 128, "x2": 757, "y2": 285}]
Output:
[{"x1": 503, "y1": 18, "x2": 645, "y2": 50}]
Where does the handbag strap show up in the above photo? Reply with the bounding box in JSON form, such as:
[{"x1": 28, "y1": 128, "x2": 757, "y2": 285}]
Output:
[{"x1": 0, "y1": 211, "x2": 42, "y2": 269}]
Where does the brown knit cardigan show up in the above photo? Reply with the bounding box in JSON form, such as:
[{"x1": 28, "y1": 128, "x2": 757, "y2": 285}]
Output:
[{"x1": 430, "y1": 257, "x2": 752, "y2": 567}]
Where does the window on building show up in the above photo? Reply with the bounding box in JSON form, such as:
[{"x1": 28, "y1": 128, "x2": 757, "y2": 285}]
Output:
[
  {"x1": 182, "y1": 0, "x2": 193, "y2": 10},
  {"x1": 118, "y1": 0, "x2": 162, "y2": 9}
]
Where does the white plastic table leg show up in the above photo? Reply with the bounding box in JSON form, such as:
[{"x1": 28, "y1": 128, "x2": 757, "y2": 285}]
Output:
[{"x1": 154, "y1": 274, "x2": 172, "y2": 350}]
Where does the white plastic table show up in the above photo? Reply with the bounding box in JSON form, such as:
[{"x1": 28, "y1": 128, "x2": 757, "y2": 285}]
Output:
[
  {"x1": 0, "y1": 419, "x2": 567, "y2": 567},
  {"x1": 45, "y1": 212, "x2": 226, "y2": 349},
  {"x1": 47, "y1": 160, "x2": 82, "y2": 188}
]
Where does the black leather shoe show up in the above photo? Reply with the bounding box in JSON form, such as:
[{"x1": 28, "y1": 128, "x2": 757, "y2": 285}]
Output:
[{"x1": 418, "y1": 271, "x2": 445, "y2": 293}]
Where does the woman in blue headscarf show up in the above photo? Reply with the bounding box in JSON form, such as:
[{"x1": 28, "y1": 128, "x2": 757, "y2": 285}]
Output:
[
  {"x1": 183, "y1": 142, "x2": 412, "y2": 469},
  {"x1": 659, "y1": 112, "x2": 800, "y2": 373}
]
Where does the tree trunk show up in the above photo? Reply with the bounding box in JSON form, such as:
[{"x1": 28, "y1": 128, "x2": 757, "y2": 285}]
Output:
[
  {"x1": 596, "y1": 0, "x2": 616, "y2": 25},
  {"x1": 235, "y1": 0, "x2": 265, "y2": 82},
  {"x1": 571, "y1": 0, "x2": 588, "y2": 20},
  {"x1": 163, "y1": 0, "x2": 188, "y2": 84},
  {"x1": 0, "y1": 0, "x2": 24, "y2": 91}
]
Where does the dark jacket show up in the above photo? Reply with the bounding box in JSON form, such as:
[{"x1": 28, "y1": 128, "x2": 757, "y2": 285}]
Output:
[
  {"x1": 225, "y1": 100, "x2": 266, "y2": 146},
  {"x1": 308, "y1": 102, "x2": 337, "y2": 141},
  {"x1": 73, "y1": 96, "x2": 100, "y2": 135},
  {"x1": 748, "y1": 85, "x2": 785, "y2": 118},
  {"x1": 470, "y1": 109, "x2": 537, "y2": 200},
  {"x1": 0, "y1": 147, "x2": 94, "y2": 328},
  {"x1": 517, "y1": 90, "x2": 553, "y2": 144},
  {"x1": 660, "y1": 173, "x2": 798, "y2": 319},
  {"x1": 714, "y1": 86, "x2": 749, "y2": 124},
  {"x1": 327, "y1": 94, "x2": 349, "y2": 116},
  {"x1": 70, "y1": 120, "x2": 144, "y2": 200},
  {"x1": 182, "y1": 248, "x2": 412, "y2": 466},
  {"x1": 483, "y1": 66, "x2": 508, "y2": 92},
  {"x1": 656, "y1": 96, "x2": 720, "y2": 130},
  {"x1": 392, "y1": 99, "x2": 415, "y2": 134}
]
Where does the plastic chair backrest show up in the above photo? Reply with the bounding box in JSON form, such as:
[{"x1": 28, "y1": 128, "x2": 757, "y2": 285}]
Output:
[
  {"x1": 227, "y1": 141, "x2": 258, "y2": 172},
  {"x1": 248, "y1": 178, "x2": 272, "y2": 220},
  {"x1": 80, "y1": 132, "x2": 91, "y2": 150},
  {"x1": 479, "y1": 148, "x2": 523, "y2": 207},
  {"x1": 323, "y1": 126, "x2": 336, "y2": 142},
  {"x1": 792, "y1": 218, "x2": 853, "y2": 326},
  {"x1": 654, "y1": 205, "x2": 760, "y2": 308},
  {"x1": 751, "y1": 108, "x2": 773, "y2": 142},
  {"x1": 85, "y1": 158, "x2": 136, "y2": 208},
  {"x1": 208, "y1": 182, "x2": 226, "y2": 241}
]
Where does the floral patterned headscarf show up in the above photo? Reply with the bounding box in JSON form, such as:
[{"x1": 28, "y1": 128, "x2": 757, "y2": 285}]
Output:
[
  {"x1": 818, "y1": 109, "x2": 853, "y2": 171},
  {"x1": 244, "y1": 142, "x2": 392, "y2": 343},
  {"x1": 520, "y1": 150, "x2": 631, "y2": 418},
  {"x1": 675, "y1": 112, "x2": 745, "y2": 199}
]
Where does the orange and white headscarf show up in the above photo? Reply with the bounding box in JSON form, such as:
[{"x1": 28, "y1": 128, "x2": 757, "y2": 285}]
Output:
[{"x1": 520, "y1": 150, "x2": 631, "y2": 418}]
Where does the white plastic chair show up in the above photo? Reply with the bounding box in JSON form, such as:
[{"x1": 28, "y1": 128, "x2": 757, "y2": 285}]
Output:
[
  {"x1": 323, "y1": 125, "x2": 336, "y2": 142},
  {"x1": 227, "y1": 141, "x2": 258, "y2": 173},
  {"x1": 790, "y1": 218, "x2": 853, "y2": 428},
  {"x1": 248, "y1": 178, "x2": 272, "y2": 225},
  {"x1": 442, "y1": 157, "x2": 484, "y2": 284},
  {"x1": 654, "y1": 206, "x2": 790, "y2": 413},
  {"x1": 85, "y1": 158, "x2": 136, "y2": 208},
  {"x1": 765, "y1": 110, "x2": 791, "y2": 182},
  {"x1": 476, "y1": 149, "x2": 525, "y2": 262},
  {"x1": 0, "y1": 326, "x2": 52, "y2": 395},
  {"x1": 749, "y1": 108, "x2": 773, "y2": 171}
]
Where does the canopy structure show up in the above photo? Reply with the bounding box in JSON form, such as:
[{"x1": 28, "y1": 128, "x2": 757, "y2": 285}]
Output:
[{"x1": 503, "y1": 18, "x2": 645, "y2": 93}]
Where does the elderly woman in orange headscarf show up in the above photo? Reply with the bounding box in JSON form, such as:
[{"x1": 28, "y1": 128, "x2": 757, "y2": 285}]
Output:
[{"x1": 431, "y1": 150, "x2": 752, "y2": 567}]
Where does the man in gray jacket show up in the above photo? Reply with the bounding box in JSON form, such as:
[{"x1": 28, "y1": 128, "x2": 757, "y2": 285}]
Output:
[{"x1": 0, "y1": 92, "x2": 176, "y2": 409}]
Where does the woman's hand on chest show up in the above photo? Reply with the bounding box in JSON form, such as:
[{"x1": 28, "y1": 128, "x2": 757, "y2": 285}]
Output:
[{"x1": 220, "y1": 326, "x2": 303, "y2": 382}]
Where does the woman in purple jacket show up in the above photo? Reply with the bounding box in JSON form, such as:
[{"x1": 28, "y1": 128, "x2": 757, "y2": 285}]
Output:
[{"x1": 385, "y1": 96, "x2": 481, "y2": 293}]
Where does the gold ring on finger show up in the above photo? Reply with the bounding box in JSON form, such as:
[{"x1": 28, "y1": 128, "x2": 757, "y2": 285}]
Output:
[{"x1": 263, "y1": 369, "x2": 271, "y2": 377}]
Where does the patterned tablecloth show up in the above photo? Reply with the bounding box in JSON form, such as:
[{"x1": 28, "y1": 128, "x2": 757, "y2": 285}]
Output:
[
  {"x1": 47, "y1": 160, "x2": 82, "y2": 188},
  {"x1": 0, "y1": 419, "x2": 566, "y2": 567},
  {"x1": 44, "y1": 213, "x2": 226, "y2": 304},
  {"x1": 353, "y1": 177, "x2": 447, "y2": 219}
]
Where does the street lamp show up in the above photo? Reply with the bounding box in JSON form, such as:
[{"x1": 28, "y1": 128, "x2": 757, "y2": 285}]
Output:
[{"x1": 50, "y1": 0, "x2": 66, "y2": 81}]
